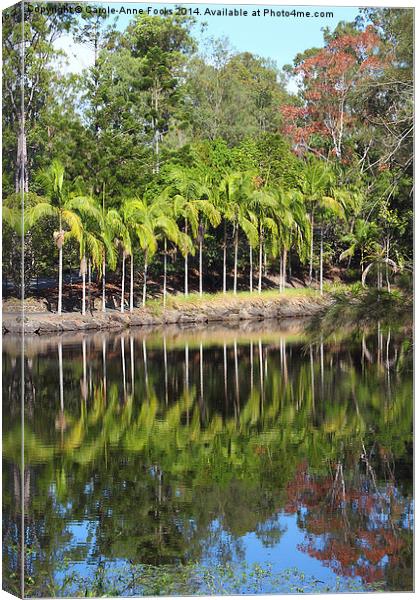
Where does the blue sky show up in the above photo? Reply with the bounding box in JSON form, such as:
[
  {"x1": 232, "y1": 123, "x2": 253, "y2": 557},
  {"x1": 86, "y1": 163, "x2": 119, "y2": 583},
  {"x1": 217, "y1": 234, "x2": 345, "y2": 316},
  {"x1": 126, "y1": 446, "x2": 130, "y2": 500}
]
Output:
[{"x1": 57, "y1": 3, "x2": 360, "y2": 90}]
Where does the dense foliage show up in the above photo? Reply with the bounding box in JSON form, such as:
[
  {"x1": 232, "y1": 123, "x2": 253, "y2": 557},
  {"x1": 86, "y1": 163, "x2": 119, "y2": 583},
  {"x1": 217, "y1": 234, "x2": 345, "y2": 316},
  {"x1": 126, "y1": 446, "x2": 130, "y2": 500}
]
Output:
[{"x1": 2, "y1": 6, "x2": 413, "y2": 310}]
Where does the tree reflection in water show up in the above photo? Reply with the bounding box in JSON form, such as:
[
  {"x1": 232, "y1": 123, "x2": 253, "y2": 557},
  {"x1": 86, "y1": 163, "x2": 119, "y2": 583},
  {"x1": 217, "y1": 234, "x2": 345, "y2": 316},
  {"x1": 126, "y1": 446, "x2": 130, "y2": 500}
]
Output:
[{"x1": 2, "y1": 321, "x2": 413, "y2": 596}]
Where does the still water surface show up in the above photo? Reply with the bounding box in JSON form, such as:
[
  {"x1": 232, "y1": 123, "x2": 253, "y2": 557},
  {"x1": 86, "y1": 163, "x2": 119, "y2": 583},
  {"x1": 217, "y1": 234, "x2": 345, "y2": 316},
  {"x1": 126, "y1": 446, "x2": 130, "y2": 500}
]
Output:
[{"x1": 2, "y1": 320, "x2": 413, "y2": 596}]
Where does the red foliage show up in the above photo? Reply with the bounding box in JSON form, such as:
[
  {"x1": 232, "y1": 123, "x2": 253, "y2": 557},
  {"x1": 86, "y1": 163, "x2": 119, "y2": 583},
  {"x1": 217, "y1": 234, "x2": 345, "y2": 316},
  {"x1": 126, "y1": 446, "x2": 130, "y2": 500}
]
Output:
[
  {"x1": 284, "y1": 458, "x2": 410, "y2": 585},
  {"x1": 281, "y1": 26, "x2": 390, "y2": 160}
]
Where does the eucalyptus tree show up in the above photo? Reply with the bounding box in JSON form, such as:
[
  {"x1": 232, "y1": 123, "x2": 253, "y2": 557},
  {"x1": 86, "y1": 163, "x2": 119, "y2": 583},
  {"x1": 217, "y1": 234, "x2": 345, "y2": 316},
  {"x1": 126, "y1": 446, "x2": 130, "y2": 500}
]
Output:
[
  {"x1": 2, "y1": 6, "x2": 74, "y2": 193},
  {"x1": 26, "y1": 161, "x2": 88, "y2": 314}
]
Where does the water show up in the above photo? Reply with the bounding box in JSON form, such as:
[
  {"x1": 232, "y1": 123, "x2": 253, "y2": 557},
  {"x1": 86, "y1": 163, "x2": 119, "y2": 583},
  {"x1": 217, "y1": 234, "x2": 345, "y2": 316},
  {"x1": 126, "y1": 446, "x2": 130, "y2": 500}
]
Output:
[{"x1": 2, "y1": 320, "x2": 413, "y2": 596}]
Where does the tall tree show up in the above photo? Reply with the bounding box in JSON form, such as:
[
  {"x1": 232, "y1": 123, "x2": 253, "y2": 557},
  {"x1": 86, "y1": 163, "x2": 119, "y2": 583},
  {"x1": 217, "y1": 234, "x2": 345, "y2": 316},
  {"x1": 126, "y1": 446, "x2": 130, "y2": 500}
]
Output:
[
  {"x1": 282, "y1": 23, "x2": 385, "y2": 160},
  {"x1": 2, "y1": 5, "x2": 74, "y2": 192},
  {"x1": 26, "y1": 161, "x2": 86, "y2": 314}
]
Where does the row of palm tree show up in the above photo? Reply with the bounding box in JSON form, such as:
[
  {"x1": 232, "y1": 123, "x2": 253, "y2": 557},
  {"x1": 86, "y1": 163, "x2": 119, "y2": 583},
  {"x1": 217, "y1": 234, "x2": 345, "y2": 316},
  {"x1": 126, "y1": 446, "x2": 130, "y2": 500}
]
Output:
[{"x1": 12, "y1": 158, "x2": 354, "y2": 315}]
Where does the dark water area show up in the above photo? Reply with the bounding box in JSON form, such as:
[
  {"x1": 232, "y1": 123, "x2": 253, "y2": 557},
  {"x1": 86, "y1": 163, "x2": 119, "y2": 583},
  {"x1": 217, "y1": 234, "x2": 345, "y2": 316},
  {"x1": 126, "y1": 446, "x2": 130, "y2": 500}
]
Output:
[{"x1": 2, "y1": 320, "x2": 413, "y2": 596}]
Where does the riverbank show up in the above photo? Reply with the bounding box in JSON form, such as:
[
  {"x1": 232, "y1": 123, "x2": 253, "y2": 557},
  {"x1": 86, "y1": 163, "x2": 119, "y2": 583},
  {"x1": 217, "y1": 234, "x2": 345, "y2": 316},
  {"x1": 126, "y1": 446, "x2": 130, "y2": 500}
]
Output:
[{"x1": 2, "y1": 290, "x2": 329, "y2": 335}]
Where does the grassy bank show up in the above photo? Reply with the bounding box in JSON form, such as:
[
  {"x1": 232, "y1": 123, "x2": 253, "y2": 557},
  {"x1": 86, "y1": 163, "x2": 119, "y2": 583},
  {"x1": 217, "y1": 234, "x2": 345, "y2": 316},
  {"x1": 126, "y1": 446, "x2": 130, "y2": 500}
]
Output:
[
  {"x1": 146, "y1": 284, "x2": 344, "y2": 313},
  {"x1": 3, "y1": 285, "x2": 337, "y2": 315}
]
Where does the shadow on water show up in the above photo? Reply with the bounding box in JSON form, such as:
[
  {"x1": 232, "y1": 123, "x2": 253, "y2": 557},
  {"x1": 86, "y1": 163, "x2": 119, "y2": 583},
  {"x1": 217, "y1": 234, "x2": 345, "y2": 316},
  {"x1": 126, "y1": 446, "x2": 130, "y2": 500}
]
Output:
[{"x1": 2, "y1": 319, "x2": 413, "y2": 596}]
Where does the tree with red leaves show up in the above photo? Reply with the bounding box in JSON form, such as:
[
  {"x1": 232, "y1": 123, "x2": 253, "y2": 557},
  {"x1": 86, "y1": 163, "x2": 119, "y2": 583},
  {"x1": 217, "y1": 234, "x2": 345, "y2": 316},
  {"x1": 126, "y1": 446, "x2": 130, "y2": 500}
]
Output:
[
  {"x1": 282, "y1": 25, "x2": 387, "y2": 161},
  {"x1": 285, "y1": 448, "x2": 412, "y2": 588}
]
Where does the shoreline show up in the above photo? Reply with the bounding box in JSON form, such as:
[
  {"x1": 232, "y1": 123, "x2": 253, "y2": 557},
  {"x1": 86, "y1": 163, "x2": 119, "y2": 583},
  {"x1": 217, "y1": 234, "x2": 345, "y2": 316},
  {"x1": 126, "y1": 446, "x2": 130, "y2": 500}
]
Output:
[{"x1": 2, "y1": 294, "x2": 329, "y2": 336}]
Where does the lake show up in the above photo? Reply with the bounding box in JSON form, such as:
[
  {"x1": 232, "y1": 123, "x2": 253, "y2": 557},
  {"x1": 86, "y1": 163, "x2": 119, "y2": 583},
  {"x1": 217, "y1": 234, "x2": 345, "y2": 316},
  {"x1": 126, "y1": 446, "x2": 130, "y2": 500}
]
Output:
[{"x1": 2, "y1": 320, "x2": 413, "y2": 596}]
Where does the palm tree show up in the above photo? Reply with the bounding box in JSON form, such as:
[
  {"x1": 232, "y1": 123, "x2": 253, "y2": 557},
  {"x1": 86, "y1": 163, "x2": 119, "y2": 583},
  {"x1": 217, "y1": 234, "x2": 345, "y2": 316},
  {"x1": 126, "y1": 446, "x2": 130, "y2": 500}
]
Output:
[
  {"x1": 118, "y1": 201, "x2": 136, "y2": 312},
  {"x1": 122, "y1": 196, "x2": 178, "y2": 307},
  {"x1": 101, "y1": 204, "x2": 130, "y2": 313},
  {"x1": 271, "y1": 189, "x2": 296, "y2": 292},
  {"x1": 273, "y1": 189, "x2": 310, "y2": 292},
  {"x1": 155, "y1": 190, "x2": 188, "y2": 307},
  {"x1": 98, "y1": 183, "x2": 120, "y2": 313},
  {"x1": 165, "y1": 165, "x2": 220, "y2": 296},
  {"x1": 197, "y1": 167, "x2": 221, "y2": 296},
  {"x1": 248, "y1": 183, "x2": 278, "y2": 293},
  {"x1": 300, "y1": 160, "x2": 345, "y2": 294},
  {"x1": 65, "y1": 195, "x2": 104, "y2": 315},
  {"x1": 361, "y1": 243, "x2": 398, "y2": 292},
  {"x1": 26, "y1": 161, "x2": 85, "y2": 315},
  {"x1": 300, "y1": 160, "x2": 334, "y2": 287},
  {"x1": 340, "y1": 218, "x2": 379, "y2": 279},
  {"x1": 221, "y1": 171, "x2": 257, "y2": 294},
  {"x1": 72, "y1": 223, "x2": 103, "y2": 315}
]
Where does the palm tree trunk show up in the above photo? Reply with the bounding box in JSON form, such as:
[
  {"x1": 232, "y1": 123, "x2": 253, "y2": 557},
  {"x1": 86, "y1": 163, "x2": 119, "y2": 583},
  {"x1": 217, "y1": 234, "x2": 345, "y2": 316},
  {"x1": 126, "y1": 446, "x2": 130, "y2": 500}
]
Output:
[
  {"x1": 130, "y1": 254, "x2": 134, "y2": 313},
  {"x1": 320, "y1": 221, "x2": 324, "y2": 296},
  {"x1": 163, "y1": 238, "x2": 167, "y2": 307},
  {"x1": 102, "y1": 255, "x2": 106, "y2": 313},
  {"x1": 88, "y1": 258, "x2": 92, "y2": 314},
  {"x1": 142, "y1": 254, "x2": 148, "y2": 307},
  {"x1": 223, "y1": 221, "x2": 227, "y2": 294},
  {"x1": 279, "y1": 247, "x2": 283, "y2": 292},
  {"x1": 283, "y1": 248, "x2": 287, "y2": 290},
  {"x1": 258, "y1": 225, "x2": 263, "y2": 294},
  {"x1": 233, "y1": 223, "x2": 238, "y2": 294},
  {"x1": 249, "y1": 244, "x2": 253, "y2": 292},
  {"x1": 184, "y1": 218, "x2": 188, "y2": 296},
  {"x1": 309, "y1": 210, "x2": 314, "y2": 285},
  {"x1": 121, "y1": 252, "x2": 126, "y2": 313},
  {"x1": 81, "y1": 257, "x2": 86, "y2": 316},
  {"x1": 58, "y1": 214, "x2": 63, "y2": 315},
  {"x1": 199, "y1": 235, "x2": 203, "y2": 297}
]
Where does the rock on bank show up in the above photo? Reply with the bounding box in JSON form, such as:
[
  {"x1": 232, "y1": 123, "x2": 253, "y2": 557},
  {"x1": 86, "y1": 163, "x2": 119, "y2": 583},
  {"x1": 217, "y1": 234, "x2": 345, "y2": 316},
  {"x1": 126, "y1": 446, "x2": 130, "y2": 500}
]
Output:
[{"x1": 3, "y1": 295, "x2": 329, "y2": 335}]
